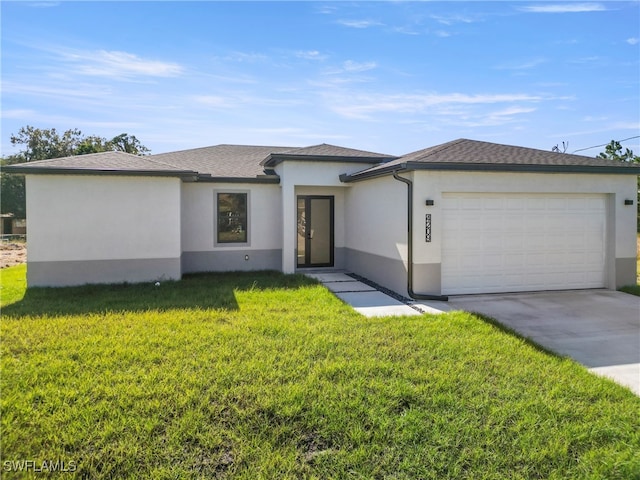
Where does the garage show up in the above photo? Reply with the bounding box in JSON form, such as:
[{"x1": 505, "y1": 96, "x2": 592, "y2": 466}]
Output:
[{"x1": 441, "y1": 192, "x2": 607, "y2": 295}]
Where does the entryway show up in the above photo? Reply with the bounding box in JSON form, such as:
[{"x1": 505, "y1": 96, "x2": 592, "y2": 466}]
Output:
[{"x1": 297, "y1": 196, "x2": 334, "y2": 268}]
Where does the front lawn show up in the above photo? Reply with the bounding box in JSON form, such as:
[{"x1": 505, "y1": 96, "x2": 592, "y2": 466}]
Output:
[{"x1": 1, "y1": 265, "x2": 639, "y2": 479}]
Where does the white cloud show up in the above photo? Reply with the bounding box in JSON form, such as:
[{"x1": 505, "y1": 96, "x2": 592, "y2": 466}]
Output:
[
  {"x1": 490, "y1": 107, "x2": 537, "y2": 116},
  {"x1": 224, "y1": 51, "x2": 269, "y2": 63},
  {"x1": 315, "y1": 5, "x2": 337, "y2": 15},
  {"x1": 392, "y1": 26, "x2": 420, "y2": 36},
  {"x1": 61, "y1": 50, "x2": 183, "y2": 79},
  {"x1": 336, "y1": 19, "x2": 383, "y2": 29},
  {"x1": 327, "y1": 92, "x2": 547, "y2": 119},
  {"x1": 321, "y1": 60, "x2": 378, "y2": 77},
  {"x1": 192, "y1": 93, "x2": 305, "y2": 110},
  {"x1": 1, "y1": 81, "x2": 109, "y2": 98},
  {"x1": 295, "y1": 50, "x2": 327, "y2": 61},
  {"x1": 1, "y1": 108, "x2": 38, "y2": 119},
  {"x1": 341, "y1": 61, "x2": 377, "y2": 73},
  {"x1": 520, "y1": 3, "x2": 607, "y2": 13},
  {"x1": 193, "y1": 95, "x2": 232, "y2": 108},
  {"x1": 626, "y1": 37, "x2": 639, "y2": 45},
  {"x1": 429, "y1": 14, "x2": 477, "y2": 26},
  {"x1": 496, "y1": 58, "x2": 547, "y2": 70}
]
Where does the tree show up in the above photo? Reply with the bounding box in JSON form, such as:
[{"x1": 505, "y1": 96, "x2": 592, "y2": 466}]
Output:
[
  {"x1": 6, "y1": 126, "x2": 151, "y2": 162},
  {"x1": 108, "y1": 133, "x2": 150, "y2": 155},
  {"x1": 597, "y1": 140, "x2": 640, "y2": 163},
  {"x1": 0, "y1": 156, "x2": 26, "y2": 217},
  {"x1": 598, "y1": 140, "x2": 640, "y2": 232},
  {"x1": 1, "y1": 126, "x2": 150, "y2": 216},
  {"x1": 9, "y1": 126, "x2": 85, "y2": 162}
]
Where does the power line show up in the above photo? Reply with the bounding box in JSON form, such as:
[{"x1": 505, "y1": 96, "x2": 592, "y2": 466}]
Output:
[{"x1": 572, "y1": 135, "x2": 640, "y2": 154}]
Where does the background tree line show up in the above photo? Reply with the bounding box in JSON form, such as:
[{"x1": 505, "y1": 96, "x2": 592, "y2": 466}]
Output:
[{"x1": 1, "y1": 127, "x2": 150, "y2": 217}]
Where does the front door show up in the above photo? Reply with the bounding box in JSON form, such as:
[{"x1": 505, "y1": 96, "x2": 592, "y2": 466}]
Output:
[{"x1": 297, "y1": 196, "x2": 334, "y2": 268}]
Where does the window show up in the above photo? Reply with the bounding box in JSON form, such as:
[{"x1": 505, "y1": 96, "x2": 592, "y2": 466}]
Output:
[{"x1": 217, "y1": 192, "x2": 248, "y2": 243}]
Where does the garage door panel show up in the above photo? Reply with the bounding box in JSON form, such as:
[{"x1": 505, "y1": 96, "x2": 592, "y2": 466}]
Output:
[{"x1": 441, "y1": 193, "x2": 607, "y2": 295}]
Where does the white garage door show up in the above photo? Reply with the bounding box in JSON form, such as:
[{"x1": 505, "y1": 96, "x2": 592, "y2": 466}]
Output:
[{"x1": 441, "y1": 193, "x2": 607, "y2": 295}]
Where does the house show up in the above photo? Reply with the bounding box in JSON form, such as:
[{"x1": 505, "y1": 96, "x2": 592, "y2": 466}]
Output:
[
  {"x1": 1, "y1": 213, "x2": 26, "y2": 237},
  {"x1": 6, "y1": 139, "x2": 639, "y2": 297}
]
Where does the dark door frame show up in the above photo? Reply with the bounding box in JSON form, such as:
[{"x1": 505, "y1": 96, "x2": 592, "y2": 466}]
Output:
[{"x1": 297, "y1": 195, "x2": 335, "y2": 268}]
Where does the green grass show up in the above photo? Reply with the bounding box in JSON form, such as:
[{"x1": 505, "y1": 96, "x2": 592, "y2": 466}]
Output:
[
  {"x1": 1, "y1": 266, "x2": 639, "y2": 479},
  {"x1": 620, "y1": 284, "x2": 640, "y2": 296}
]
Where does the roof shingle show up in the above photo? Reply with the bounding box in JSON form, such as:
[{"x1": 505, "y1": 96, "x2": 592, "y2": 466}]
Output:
[
  {"x1": 3, "y1": 151, "x2": 196, "y2": 176},
  {"x1": 346, "y1": 139, "x2": 640, "y2": 179},
  {"x1": 151, "y1": 144, "x2": 294, "y2": 178}
]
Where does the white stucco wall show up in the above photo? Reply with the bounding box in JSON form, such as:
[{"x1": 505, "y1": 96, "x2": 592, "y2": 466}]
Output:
[
  {"x1": 341, "y1": 170, "x2": 637, "y2": 295},
  {"x1": 344, "y1": 175, "x2": 408, "y2": 261},
  {"x1": 411, "y1": 171, "x2": 638, "y2": 266},
  {"x1": 27, "y1": 175, "x2": 182, "y2": 262},
  {"x1": 275, "y1": 160, "x2": 372, "y2": 187},
  {"x1": 181, "y1": 182, "x2": 282, "y2": 252}
]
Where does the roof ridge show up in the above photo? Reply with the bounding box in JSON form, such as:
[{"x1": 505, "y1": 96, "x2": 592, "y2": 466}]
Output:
[
  {"x1": 140, "y1": 155, "x2": 192, "y2": 171},
  {"x1": 419, "y1": 138, "x2": 468, "y2": 159},
  {"x1": 152, "y1": 144, "x2": 297, "y2": 156}
]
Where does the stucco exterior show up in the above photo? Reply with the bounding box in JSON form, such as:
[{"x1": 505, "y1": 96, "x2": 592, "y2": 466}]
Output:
[
  {"x1": 13, "y1": 140, "x2": 638, "y2": 294},
  {"x1": 274, "y1": 160, "x2": 371, "y2": 273},
  {"x1": 340, "y1": 170, "x2": 637, "y2": 297},
  {"x1": 180, "y1": 182, "x2": 282, "y2": 273},
  {"x1": 26, "y1": 175, "x2": 182, "y2": 286},
  {"x1": 412, "y1": 171, "x2": 636, "y2": 293},
  {"x1": 343, "y1": 176, "x2": 410, "y2": 296}
]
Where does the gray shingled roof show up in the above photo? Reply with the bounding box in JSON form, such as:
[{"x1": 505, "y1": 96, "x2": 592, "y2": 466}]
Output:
[
  {"x1": 345, "y1": 139, "x2": 640, "y2": 180},
  {"x1": 7, "y1": 139, "x2": 636, "y2": 181},
  {"x1": 273, "y1": 143, "x2": 394, "y2": 158},
  {"x1": 261, "y1": 143, "x2": 396, "y2": 167},
  {"x1": 152, "y1": 144, "x2": 294, "y2": 178},
  {"x1": 3, "y1": 151, "x2": 197, "y2": 177},
  {"x1": 4, "y1": 143, "x2": 395, "y2": 180}
]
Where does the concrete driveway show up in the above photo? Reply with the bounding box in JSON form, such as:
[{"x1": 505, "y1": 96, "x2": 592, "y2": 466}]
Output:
[{"x1": 438, "y1": 290, "x2": 640, "y2": 395}]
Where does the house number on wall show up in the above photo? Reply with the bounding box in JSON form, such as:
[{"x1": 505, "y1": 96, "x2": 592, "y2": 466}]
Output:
[{"x1": 425, "y1": 214, "x2": 432, "y2": 242}]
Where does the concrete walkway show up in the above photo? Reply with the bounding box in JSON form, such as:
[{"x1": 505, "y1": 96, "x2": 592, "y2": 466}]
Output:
[
  {"x1": 305, "y1": 272, "x2": 420, "y2": 317},
  {"x1": 308, "y1": 272, "x2": 639, "y2": 395}
]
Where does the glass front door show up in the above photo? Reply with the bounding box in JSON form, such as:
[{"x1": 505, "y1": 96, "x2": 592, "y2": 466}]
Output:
[{"x1": 297, "y1": 196, "x2": 334, "y2": 268}]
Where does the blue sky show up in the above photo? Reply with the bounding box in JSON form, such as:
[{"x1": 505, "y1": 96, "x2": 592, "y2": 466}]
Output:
[{"x1": 1, "y1": 1, "x2": 639, "y2": 157}]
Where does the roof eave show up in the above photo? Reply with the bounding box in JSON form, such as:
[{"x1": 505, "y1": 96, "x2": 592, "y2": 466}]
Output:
[
  {"x1": 340, "y1": 163, "x2": 409, "y2": 183},
  {"x1": 3, "y1": 166, "x2": 199, "y2": 180},
  {"x1": 262, "y1": 153, "x2": 397, "y2": 168},
  {"x1": 196, "y1": 175, "x2": 281, "y2": 184},
  {"x1": 406, "y1": 162, "x2": 640, "y2": 174},
  {"x1": 342, "y1": 162, "x2": 640, "y2": 182}
]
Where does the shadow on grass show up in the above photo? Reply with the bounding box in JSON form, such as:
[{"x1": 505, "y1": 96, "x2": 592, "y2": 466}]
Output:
[
  {"x1": 471, "y1": 311, "x2": 566, "y2": 360},
  {"x1": 2, "y1": 270, "x2": 318, "y2": 317}
]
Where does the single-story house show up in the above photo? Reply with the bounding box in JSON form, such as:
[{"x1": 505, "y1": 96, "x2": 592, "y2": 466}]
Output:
[{"x1": 6, "y1": 138, "x2": 639, "y2": 298}]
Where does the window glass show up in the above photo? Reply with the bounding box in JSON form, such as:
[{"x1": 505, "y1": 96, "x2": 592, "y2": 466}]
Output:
[{"x1": 217, "y1": 193, "x2": 247, "y2": 243}]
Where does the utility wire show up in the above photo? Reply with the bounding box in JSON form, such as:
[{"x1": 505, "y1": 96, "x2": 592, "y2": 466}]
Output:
[{"x1": 572, "y1": 135, "x2": 640, "y2": 154}]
